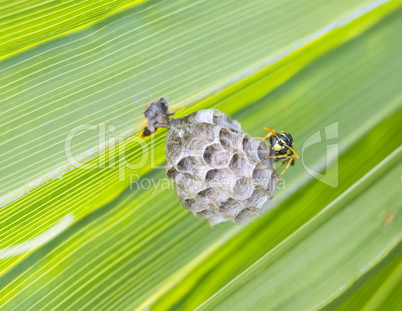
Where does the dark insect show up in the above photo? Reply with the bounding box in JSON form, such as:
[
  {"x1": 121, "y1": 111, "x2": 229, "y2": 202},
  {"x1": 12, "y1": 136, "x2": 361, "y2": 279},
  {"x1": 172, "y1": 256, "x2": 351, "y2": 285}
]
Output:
[{"x1": 258, "y1": 128, "x2": 299, "y2": 183}]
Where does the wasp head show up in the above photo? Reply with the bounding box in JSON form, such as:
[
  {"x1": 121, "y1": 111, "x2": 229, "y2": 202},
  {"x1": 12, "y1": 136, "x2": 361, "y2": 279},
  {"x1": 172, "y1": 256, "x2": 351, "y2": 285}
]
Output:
[{"x1": 269, "y1": 131, "x2": 295, "y2": 156}]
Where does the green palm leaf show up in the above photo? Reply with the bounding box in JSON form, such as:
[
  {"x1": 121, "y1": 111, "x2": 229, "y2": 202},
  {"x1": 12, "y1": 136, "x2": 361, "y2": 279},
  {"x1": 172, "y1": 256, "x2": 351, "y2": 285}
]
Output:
[{"x1": 0, "y1": 0, "x2": 401, "y2": 309}]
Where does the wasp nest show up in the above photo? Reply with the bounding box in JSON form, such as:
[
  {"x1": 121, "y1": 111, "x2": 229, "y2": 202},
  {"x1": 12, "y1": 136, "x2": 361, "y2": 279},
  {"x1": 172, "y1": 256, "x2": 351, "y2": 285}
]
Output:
[{"x1": 144, "y1": 98, "x2": 278, "y2": 226}]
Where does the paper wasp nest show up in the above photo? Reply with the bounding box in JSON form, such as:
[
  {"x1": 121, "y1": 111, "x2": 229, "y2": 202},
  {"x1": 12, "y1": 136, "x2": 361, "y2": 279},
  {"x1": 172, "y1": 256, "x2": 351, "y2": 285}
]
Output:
[{"x1": 144, "y1": 99, "x2": 278, "y2": 226}]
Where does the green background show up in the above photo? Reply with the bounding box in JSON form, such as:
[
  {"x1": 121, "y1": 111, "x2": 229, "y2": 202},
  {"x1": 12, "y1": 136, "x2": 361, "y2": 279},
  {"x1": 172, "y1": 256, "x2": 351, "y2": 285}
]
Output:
[{"x1": 0, "y1": 0, "x2": 401, "y2": 310}]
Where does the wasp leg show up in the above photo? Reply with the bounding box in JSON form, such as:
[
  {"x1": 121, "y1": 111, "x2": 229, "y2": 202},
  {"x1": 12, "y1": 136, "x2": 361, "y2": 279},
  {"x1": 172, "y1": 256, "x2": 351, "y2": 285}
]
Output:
[
  {"x1": 257, "y1": 127, "x2": 280, "y2": 141},
  {"x1": 274, "y1": 159, "x2": 287, "y2": 172},
  {"x1": 265, "y1": 154, "x2": 288, "y2": 160},
  {"x1": 276, "y1": 156, "x2": 297, "y2": 184},
  {"x1": 264, "y1": 154, "x2": 293, "y2": 184},
  {"x1": 264, "y1": 128, "x2": 280, "y2": 139},
  {"x1": 257, "y1": 132, "x2": 273, "y2": 141}
]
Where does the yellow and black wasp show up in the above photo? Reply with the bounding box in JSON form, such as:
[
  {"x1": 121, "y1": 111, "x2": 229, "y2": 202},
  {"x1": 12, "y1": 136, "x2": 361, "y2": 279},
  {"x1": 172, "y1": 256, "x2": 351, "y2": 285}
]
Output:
[{"x1": 259, "y1": 128, "x2": 299, "y2": 183}]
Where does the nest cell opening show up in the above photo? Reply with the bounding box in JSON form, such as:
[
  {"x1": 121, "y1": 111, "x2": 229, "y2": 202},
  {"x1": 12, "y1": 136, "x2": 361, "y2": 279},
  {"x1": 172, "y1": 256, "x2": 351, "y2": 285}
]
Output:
[
  {"x1": 205, "y1": 169, "x2": 229, "y2": 183},
  {"x1": 203, "y1": 145, "x2": 231, "y2": 167},
  {"x1": 252, "y1": 166, "x2": 271, "y2": 188},
  {"x1": 219, "y1": 128, "x2": 239, "y2": 150},
  {"x1": 193, "y1": 123, "x2": 216, "y2": 140},
  {"x1": 234, "y1": 208, "x2": 255, "y2": 225},
  {"x1": 196, "y1": 209, "x2": 219, "y2": 220},
  {"x1": 198, "y1": 187, "x2": 227, "y2": 203},
  {"x1": 233, "y1": 177, "x2": 254, "y2": 201},
  {"x1": 186, "y1": 137, "x2": 208, "y2": 156},
  {"x1": 247, "y1": 187, "x2": 268, "y2": 208},
  {"x1": 185, "y1": 199, "x2": 212, "y2": 212},
  {"x1": 183, "y1": 199, "x2": 196, "y2": 210},
  {"x1": 229, "y1": 153, "x2": 253, "y2": 175},
  {"x1": 219, "y1": 198, "x2": 243, "y2": 216},
  {"x1": 257, "y1": 142, "x2": 271, "y2": 165},
  {"x1": 177, "y1": 156, "x2": 202, "y2": 173},
  {"x1": 166, "y1": 167, "x2": 178, "y2": 180}
]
